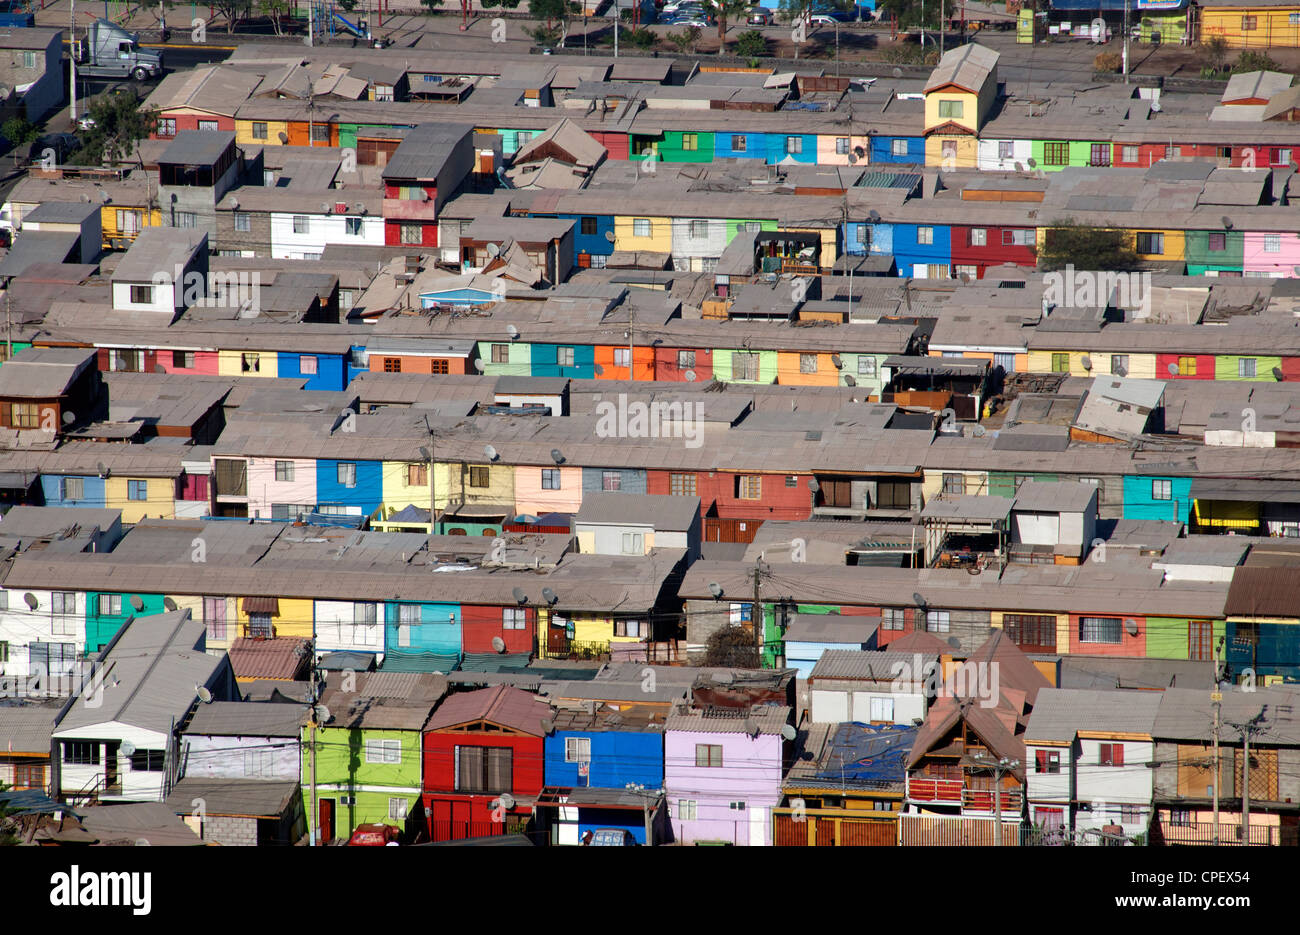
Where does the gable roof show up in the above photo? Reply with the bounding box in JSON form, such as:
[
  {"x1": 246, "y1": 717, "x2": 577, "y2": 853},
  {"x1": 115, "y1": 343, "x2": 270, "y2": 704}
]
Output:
[
  {"x1": 512, "y1": 118, "x2": 607, "y2": 170},
  {"x1": 424, "y1": 684, "x2": 553, "y2": 736},
  {"x1": 924, "y1": 43, "x2": 999, "y2": 94}
]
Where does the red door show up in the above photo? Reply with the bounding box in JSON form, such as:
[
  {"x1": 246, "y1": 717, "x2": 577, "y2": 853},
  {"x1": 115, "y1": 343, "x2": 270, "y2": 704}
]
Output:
[{"x1": 319, "y1": 798, "x2": 335, "y2": 844}]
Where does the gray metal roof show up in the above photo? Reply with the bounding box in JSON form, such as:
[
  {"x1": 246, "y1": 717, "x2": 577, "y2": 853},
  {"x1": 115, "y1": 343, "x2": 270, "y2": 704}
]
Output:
[
  {"x1": 54, "y1": 610, "x2": 229, "y2": 736},
  {"x1": 0, "y1": 346, "x2": 96, "y2": 398},
  {"x1": 112, "y1": 227, "x2": 207, "y2": 283},
  {"x1": 809, "y1": 649, "x2": 935, "y2": 682},
  {"x1": 1025, "y1": 687, "x2": 1162, "y2": 744},
  {"x1": 23, "y1": 201, "x2": 102, "y2": 225},
  {"x1": 783, "y1": 613, "x2": 879, "y2": 645},
  {"x1": 183, "y1": 701, "x2": 308, "y2": 737},
  {"x1": 574, "y1": 492, "x2": 699, "y2": 531},
  {"x1": 1153, "y1": 686, "x2": 1300, "y2": 745},
  {"x1": 1012, "y1": 480, "x2": 1097, "y2": 514},
  {"x1": 665, "y1": 704, "x2": 792, "y2": 735},
  {"x1": 159, "y1": 130, "x2": 236, "y2": 165},
  {"x1": 0, "y1": 703, "x2": 59, "y2": 755},
  {"x1": 165, "y1": 778, "x2": 299, "y2": 818}
]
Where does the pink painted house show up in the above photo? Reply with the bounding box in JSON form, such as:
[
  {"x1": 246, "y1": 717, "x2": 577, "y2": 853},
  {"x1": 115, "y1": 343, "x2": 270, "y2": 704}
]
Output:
[
  {"x1": 664, "y1": 704, "x2": 792, "y2": 846},
  {"x1": 1243, "y1": 231, "x2": 1300, "y2": 277},
  {"x1": 512, "y1": 464, "x2": 584, "y2": 516},
  {"x1": 244, "y1": 456, "x2": 318, "y2": 520}
]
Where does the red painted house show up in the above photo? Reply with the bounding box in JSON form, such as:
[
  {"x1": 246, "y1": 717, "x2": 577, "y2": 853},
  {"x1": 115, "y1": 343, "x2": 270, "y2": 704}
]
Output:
[
  {"x1": 1155, "y1": 353, "x2": 1215, "y2": 380},
  {"x1": 460, "y1": 604, "x2": 537, "y2": 655},
  {"x1": 645, "y1": 470, "x2": 814, "y2": 523},
  {"x1": 653, "y1": 345, "x2": 715, "y2": 382},
  {"x1": 949, "y1": 225, "x2": 1037, "y2": 278},
  {"x1": 381, "y1": 124, "x2": 476, "y2": 249},
  {"x1": 422, "y1": 684, "x2": 552, "y2": 841}
]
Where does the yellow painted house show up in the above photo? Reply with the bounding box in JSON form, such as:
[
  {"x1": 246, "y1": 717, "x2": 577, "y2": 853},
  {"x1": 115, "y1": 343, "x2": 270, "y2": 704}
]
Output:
[
  {"x1": 614, "y1": 215, "x2": 672, "y2": 254},
  {"x1": 235, "y1": 119, "x2": 291, "y2": 147},
  {"x1": 1026, "y1": 350, "x2": 1159, "y2": 379},
  {"x1": 774, "y1": 351, "x2": 840, "y2": 386},
  {"x1": 235, "y1": 596, "x2": 314, "y2": 641},
  {"x1": 1201, "y1": 3, "x2": 1300, "y2": 47},
  {"x1": 923, "y1": 43, "x2": 1000, "y2": 168},
  {"x1": 217, "y1": 349, "x2": 279, "y2": 378},
  {"x1": 106, "y1": 476, "x2": 175, "y2": 524},
  {"x1": 921, "y1": 468, "x2": 990, "y2": 503}
]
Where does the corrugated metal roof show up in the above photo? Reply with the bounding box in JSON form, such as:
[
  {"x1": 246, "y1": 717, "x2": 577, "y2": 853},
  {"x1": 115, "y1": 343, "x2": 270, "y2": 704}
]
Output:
[
  {"x1": 165, "y1": 778, "x2": 299, "y2": 818},
  {"x1": 184, "y1": 701, "x2": 308, "y2": 737},
  {"x1": 424, "y1": 684, "x2": 553, "y2": 736},
  {"x1": 227, "y1": 637, "x2": 311, "y2": 681},
  {"x1": 665, "y1": 704, "x2": 791, "y2": 735},
  {"x1": 1025, "y1": 687, "x2": 1162, "y2": 744}
]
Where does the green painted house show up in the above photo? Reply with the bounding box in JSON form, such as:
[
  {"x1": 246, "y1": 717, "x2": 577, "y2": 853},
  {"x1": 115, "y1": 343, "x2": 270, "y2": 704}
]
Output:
[
  {"x1": 302, "y1": 670, "x2": 446, "y2": 844},
  {"x1": 86, "y1": 591, "x2": 167, "y2": 652}
]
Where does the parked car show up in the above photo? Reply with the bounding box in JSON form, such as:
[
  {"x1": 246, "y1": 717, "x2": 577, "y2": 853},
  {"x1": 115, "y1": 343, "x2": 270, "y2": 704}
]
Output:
[
  {"x1": 586, "y1": 828, "x2": 637, "y2": 845},
  {"x1": 747, "y1": 8, "x2": 773, "y2": 25},
  {"x1": 347, "y1": 823, "x2": 400, "y2": 846},
  {"x1": 809, "y1": 14, "x2": 838, "y2": 26}
]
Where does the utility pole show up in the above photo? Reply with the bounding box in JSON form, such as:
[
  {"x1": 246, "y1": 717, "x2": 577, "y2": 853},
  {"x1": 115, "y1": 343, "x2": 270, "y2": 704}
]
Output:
[
  {"x1": 973, "y1": 751, "x2": 1019, "y2": 846},
  {"x1": 70, "y1": 0, "x2": 77, "y2": 124},
  {"x1": 1212, "y1": 637, "x2": 1224, "y2": 845},
  {"x1": 422, "y1": 416, "x2": 436, "y2": 535},
  {"x1": 627, "y1": 306, "x2": 635, "y2": 381},
  {"x1": 1122, "y1": 0, "x2": 1130, "y2": 85},
  {"x1": 750, "y1": 560, "x2": 763, "y2": 667},
  {"x1": 1225, "y1": 707, "x2": 1267, "y2": 845},
  {"x1": 940, "y1": 0, "x2": 944, "y2": 55},
  {"x1": 308, "y1": 672, "x2": 320, "y2": 846}
]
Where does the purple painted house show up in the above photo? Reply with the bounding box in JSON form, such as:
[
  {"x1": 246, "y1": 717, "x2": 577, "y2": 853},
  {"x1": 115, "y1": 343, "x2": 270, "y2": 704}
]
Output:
[{"x1": 664, "y1": 704, "x2": 793, "y2": 846}]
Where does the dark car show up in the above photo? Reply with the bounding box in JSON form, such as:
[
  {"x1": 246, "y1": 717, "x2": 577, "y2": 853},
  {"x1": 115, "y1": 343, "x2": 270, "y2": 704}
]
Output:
[{"x1": 747, "y1": 8, "x2": 773, "y2": 25}]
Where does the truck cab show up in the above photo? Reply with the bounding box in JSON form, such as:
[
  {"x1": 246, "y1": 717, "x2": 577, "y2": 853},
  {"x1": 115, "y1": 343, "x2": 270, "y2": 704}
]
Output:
[{"x1": 76, "y1": 19, "x2": 163, "y2": 81}]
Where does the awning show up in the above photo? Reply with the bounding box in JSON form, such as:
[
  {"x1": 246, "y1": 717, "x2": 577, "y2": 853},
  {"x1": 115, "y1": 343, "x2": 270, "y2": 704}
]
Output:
[{"x1": 241, "y1": 596, "x2": 279, "y2": 615}]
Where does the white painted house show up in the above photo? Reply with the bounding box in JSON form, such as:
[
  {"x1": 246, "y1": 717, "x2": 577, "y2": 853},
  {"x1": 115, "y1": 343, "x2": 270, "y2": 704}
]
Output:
[
  {"x1": 574, "y1": 492, "x2": 701, "y2": 561},
  {"x1": 178, "y1": 701, "x2": 308, "y2": 782},
  {"x1": 808, "y1": 649, "x2": 933, "y2": 726},
  {"x1": 1024, "y1": 687, "x2": 1162, "y2": 845},
  {"x1": 51, "y1": 609, "x2": 237, "y2": 804},
  {"x1": 111, "y1": 228, "x2": 209, "y2": 316},
  {"x1": 270, "y1": 197, "x2": 385, "y2": 260}
]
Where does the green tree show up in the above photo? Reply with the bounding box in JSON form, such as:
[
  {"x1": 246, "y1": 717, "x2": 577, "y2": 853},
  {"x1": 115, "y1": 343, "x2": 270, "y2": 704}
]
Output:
[
  {"x1": 1036, "y1": 219, "x2": 1140, "y2": 272},
  {"x1": 530, "y1": 0, "x2": 576, "y2": 29},
  {"x1": 1201, "y1": 34, "x2": 1229, "y2": 73},
  {"x1": 419, "y1": 0, "x2": 444, "y2": 11},
  {"x1": 624, "y1": 26, "x2": 656, "y2": 48},
  {"x1": 735, "y1": 28, "x2": 767, "y2": 58},
  {"x1": 666, "y1": 24, "x2": 703, "y2": 53},
  {"x1": 1, "y1": 116, "x2": 39, "y2": 147},
  {"x1": 259, "y1": 0, "x2": 293, "y2": 37},
  {"x1": 337, "y1": 0, "x2": 359, "y2": 10},
  {"x1": 1234, "y1": 50, "x2": 1280, "y2": 73},
  {"x1": 703, "y1": 0, "x2": 750, "y2": 50},
  {"x1": 210, "y1": 0, "x2": 252, "y2": 32},
  {"x1": 71, "y1": 92, "x2": 158, "y2": 166}
]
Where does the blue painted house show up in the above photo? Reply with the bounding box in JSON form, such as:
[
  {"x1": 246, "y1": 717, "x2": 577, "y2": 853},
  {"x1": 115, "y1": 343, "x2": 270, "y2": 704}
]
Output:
[
  {"x1": 713, "y1": 132, "x2": 765, "y2": 161},
  {"x1": 384, "y1": 601, "x2": 462, "y2": 668},
  {"x1": 541, "y1": 709, "x2": 666, "y2": 845},
  {"x1": 768, "y1": 133, "x2": 817, "y2": 165},
  {"x1": 580, "y1": 467, "x2": 647, "y2": 495},
  {"x1": 85, "y1": 591, "x2": 167, "y2": 652},
  {"x1": 869, "y1": 136, "x2": 925, "y2": 165},
  {"x1": 1121, "y1": 475, "x2": 1192, "y2": 524},
  {"x1": 40, "y1": 474, "x2": 105, "y2": 509},
  {"x1": 530, "y1": 342, "x2": 596, "y2": 379},
  {"x1": 315, "y1": 458, "x2": 383, "y2": 517},
  {"x1": 277, "y1": 351, "x2": 348, "y2": 392},
  {"x1": 552, "y1": 213, "x2": 616, "y2": 265},
  {"x1": 888, "y1": 222, "x2": 952, "y2": 279}
]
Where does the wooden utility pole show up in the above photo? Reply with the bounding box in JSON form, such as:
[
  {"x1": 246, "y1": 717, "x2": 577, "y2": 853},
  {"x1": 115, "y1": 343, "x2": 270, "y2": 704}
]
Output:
[
  {"x1": 751, "y1": 560, "x2": 763, "y2": 665},
  {"x1": 1212, "y1": 638, "x2": 1222, "y2": 845}
]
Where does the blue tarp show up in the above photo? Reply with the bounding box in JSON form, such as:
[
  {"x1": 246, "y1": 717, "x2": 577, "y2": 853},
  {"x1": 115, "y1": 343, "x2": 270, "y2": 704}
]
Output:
[
  {"x1": 0, "y1": 788, "x2": 80, "y2": 817},
  {"x1": 814, "y1": 723, "x2": 918, "y2": 784}
]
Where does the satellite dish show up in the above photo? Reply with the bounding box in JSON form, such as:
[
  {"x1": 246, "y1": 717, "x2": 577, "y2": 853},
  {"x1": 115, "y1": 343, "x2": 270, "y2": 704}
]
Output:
[
  {"x1": 130, "y1": 595, "x2": 145, "y2": 612},
  {"x1": 163, "y1": 597, "x2": 177, "y2": 611},
  {"x1": 604, "y1": 230, "x2": 616, "y2": 243},
  {"x1": 97, "y1": 461, "x2": 108, "y2": 478},
  {"x1": 1124, "y1": 618, "x2": 1139, "y2": 637},
  {"x1": 913, "y1": 592, "x2": 926, "y2": 608},
  {"x1": 848, "y1": 153, "x2": 857, "y2": 164},
  {"x1": 947, "y1": 637, "x2": 961, "y2": 649},
  {"x1": 593, "y1": 363, "x2": 605, "y2": 376},
  {"x1": 1114, "y1": 361, "x2": 1128, "y2": 377},
  {"x1": 496, "y1": 793, "x2": 516, "y2": 810},
  {"x1": 100, "y1": 190, "x2": 111, "y2": 204},
  {"x1": 807, "y1": 478, "x2": 820, "y2": 493},
  {"x1": 831, "y1": 354, "x2": 843, "y2": 369},
  {"x1": 1027, "y1": 158, "x2": 1037, "y2": 169},
  {"x1": 474, "y1": 358, "x2": 485, "y2": 372},
  {"x1": 1014, "y1": 162, "x2": 1024, "y2": 172},
  {"x1": 506, "y1": 324, "x2": 519, "y2": 339},
  {"x1": 542, "y1": 587, "x2": 557, "y2": 605},
  {"x1": 0, "y1": 83, "x2": 9, "y2": 101},
  {"x1": 486, "y1": 242, "x2": 500, "y2": 258},
  {"x1": 135, "y1": 839, "x2": 151, "y2": 846},
  {"x1": 358, "y1": 205, "x2": 368, "y2": 215},
  {"x1": 867, "y1": 209, "x2": 881, "y2": 223},
  {"x1": 512, "y1": 587, "x2": 528, "y2": 604},
  {"x1": 541, "y1": 718, "x2": 555, "y2": 733},
  {"x1": 121, "y1": 741, "x2": 136, "y2": 757},
  {"x1": 550, "y1": 448, "x2": 565, "y2": 465},
  {"x1": 973, "y1": 425, "x2": 987, "y2": 437},
  {"x1": 892, "y1": 67, "x2": 902, "y2": 78},
  {"x1": 1273, "y1": 367, "x2": 1285, "y2": 381},
  {"x1": 277, "y1": 131, "x2": 289, "y2": 144},
  {"x1": 1167, "y1": 362, "x2": 1180, "y2": 376},
  {"x1": 743, "y1": 717, "x2": 760, "y2": 736},
  {"x1": 320, "y1": 202, "x2": 331, "y2": 215},
  {"x1": 484, "y1": 444, "x2": 499, "y2": 461},
  {"x1": 683, "y1": 369, "x2": 697, "y2": 382},
  {"x1": 491, "y1": 636, "x2": 507, "y2": 653},
  {"x1": 1080, "y1": 354, "x2": 1092, "y2": 371},
  {"x1": 79, "y1": 193, "x2": 91, "y2": 203},
  {"x1": 780, "y1": 724, "x2": 797, "y2": 741},
  {"x1": 844, "y1": 375, "x2": 857, "y2": 386},
  {"x1": 316, "y1": 704, "x2": 331, "y2": 724},
  {"x1": 708, "y1": 581, "x2": 724, "y2": 599},
  {"x1": 196, "y1": 686, "x2": 213, "y2": 703},
  {"x1": 1221, "y1": 216, "x2": 1233, "y2": 230},
  {"x1": 230, "y1": 197, "x2": 239, "y2": 209},
  {"x1": 23, "y1": 593, "x2": 38, "y2": 610},
  {"x1": 1150, "y1": 100, "x2": 1161, "y2": 113},
  {"x1": 62, "y1": 411, "x2": 75, "y2": 425}
]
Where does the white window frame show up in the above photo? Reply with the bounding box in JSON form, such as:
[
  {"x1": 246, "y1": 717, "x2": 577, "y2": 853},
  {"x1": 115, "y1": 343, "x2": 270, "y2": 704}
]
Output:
[{"x1": 365, "y1": 738, "x2": 402, "y2": 765}]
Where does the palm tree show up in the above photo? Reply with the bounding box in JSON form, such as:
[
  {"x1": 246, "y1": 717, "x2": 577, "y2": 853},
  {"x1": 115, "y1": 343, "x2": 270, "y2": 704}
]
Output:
[{"x1": 705, "y1": 0, "x2": 751, "y2": 50}]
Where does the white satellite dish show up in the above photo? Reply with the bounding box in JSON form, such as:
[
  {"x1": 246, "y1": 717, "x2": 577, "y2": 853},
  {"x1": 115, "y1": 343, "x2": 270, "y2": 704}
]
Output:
[
  {"x1": 121, "y1": 740, "x2": 136, "y2": 757},
  {"x1": 542, "y1": 587, "x2": 557, "y2": 605},
  {"x1": 486, "y1": 243, "x2": 500, "y2": 258},
  {"x1": 780, "y1": 724, "x2": 796, "y2": 742},
  {"x1": 230, "y1": 197, "x2": 239, "y2": 209},
  {"x1": 135, "y1": 839, "x2": 151, "y2": 846},
  {"x1": 972, "y1": 425, "x2": 987, "y2": 437},
  {"x1": 512, "y1": 587, "x2": 528, "y2": 604},
  {"x1": 1080, "y1": 354, "x2": 1092, "y2": 371},
  {"x1": 195, "y1": 686, "x2": 213, "y2": 703},
  {"x1": 484, "y1": 444, "x2": 499, "y2": 461},
  {"x1": 1124, "y1": 618, "x2": 1139, "y2": 637},
  {"x1": 491, "y1": 636, "x2": 507, "y2": 653},
  {"x1": 506, "y1": 324, "x2": 519, "y2": 339},
  {"x1": 683, "y1": 369, "x2": 697, "y2": 382},
  {"x1": 163, "y1": 597, "x2": 177, "y2": 611},
  {"x1": 604, "y1": 230, "x2": 615, "y2": 243},
  {"x1": 316, "y1": 704, "x2": 331, "y2": 724},
  {"x1": 844, "y1": 375, "x2": 857, "y2": 387},
  {"x1": 743, "y1": 718, "x2": 760, "y2": 737},
  {"x1": 473, "y1": 359, "x2": 485, "y2": 372},
  {"x1": 708, "y1": 582, "x2": 724, "y2": 599},
  {"x1": 1167, "y1": 362, "x2": 1180, "y2": 377},
  {"x1": 495, "y1": 793, "x2": 516, "y2": 810}
]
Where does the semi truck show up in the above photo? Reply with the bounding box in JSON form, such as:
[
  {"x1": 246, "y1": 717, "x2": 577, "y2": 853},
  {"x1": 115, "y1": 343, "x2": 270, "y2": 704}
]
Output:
[{"x1": 73, "y1": 19, "x2": 163, "y2": 81}]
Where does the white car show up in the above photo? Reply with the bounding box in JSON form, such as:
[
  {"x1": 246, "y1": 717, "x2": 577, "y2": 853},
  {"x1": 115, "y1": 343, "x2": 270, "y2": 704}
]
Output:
[
  {"x1": 77, "y1": 116, "x2": 96, "y2": 131},
  {"x1": 809, "y1": 13, "x2": 837, "y2": 25}
]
